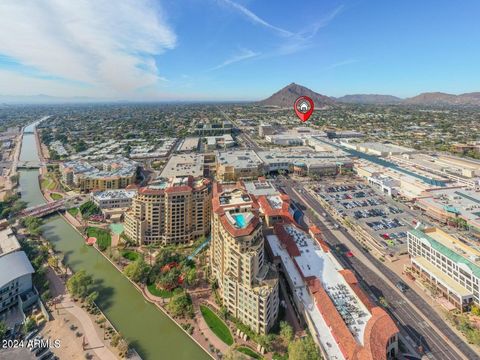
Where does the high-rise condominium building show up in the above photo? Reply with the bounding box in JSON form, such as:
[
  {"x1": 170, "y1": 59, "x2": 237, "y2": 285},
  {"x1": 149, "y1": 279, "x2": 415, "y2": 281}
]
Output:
[
  {"x1": 210, "y1": 182, "x2": 279, "y2": 334},
  {"x1": 124, "y1": 176, "x2": 211, "y2": 245}
]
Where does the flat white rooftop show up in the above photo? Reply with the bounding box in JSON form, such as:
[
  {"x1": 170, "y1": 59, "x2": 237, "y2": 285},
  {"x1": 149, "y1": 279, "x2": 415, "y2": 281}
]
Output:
[{"x1": 0, "y1": 227, "x2": 20, "y2": 256}]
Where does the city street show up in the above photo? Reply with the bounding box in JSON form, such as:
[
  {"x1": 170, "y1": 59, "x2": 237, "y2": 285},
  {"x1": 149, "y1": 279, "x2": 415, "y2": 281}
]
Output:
[{"x1": 278, "y1": 177, "x2": 479, "y2": 360}]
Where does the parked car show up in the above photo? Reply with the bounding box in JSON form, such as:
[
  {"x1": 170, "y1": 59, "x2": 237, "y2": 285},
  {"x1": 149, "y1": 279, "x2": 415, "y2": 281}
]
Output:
[{"x1": 396, "y1": 281, "x2": 409, "y2": 292}]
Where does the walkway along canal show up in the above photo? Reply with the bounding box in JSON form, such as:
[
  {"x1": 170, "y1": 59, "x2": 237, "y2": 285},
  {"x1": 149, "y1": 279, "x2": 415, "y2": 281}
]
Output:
[{"x1": 17, "y1": 121, "x2": 210, "y2": 360}]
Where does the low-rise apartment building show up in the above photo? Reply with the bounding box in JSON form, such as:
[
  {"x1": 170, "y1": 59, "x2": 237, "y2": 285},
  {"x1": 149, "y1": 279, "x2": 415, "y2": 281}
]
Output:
[
  {"x1": 210, "y1": 182, "x2": 279, "y2": 334},
  {"x1": 60, "y1": 157, "x2": 137, "y2": 192},
  {"x1": 407, "y1": 227, "x2": 480, "y2": 311},
  {"x1": 91, "y1": 189, "x2": 137, "y2": 209},
  {"x1": 124, "y1": 176, "x2": 211, "y2": 245}
]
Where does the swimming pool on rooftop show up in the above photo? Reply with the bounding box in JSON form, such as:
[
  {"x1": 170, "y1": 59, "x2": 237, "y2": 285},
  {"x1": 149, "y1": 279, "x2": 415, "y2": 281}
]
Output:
[{"x1": 232, "y1": 213, "x2": 247, "y2": 228}]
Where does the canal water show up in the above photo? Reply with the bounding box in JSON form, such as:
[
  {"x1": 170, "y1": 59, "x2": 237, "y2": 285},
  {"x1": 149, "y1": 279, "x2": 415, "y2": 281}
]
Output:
[{"x1": 18, "y1": 123, "x2": 210, "y2": 360}]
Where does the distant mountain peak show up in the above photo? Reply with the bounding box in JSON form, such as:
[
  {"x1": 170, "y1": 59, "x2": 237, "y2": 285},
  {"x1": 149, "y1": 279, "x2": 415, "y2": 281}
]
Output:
[
  {"x1": 404, "y1": 92, "x2": 480, "y2": 106},
  {"x1": 259, "y1": 83, "x2": 333, "y2": 108},
  {"x1": 336, "y1": 94, "x2": 402, "y2": 104}
]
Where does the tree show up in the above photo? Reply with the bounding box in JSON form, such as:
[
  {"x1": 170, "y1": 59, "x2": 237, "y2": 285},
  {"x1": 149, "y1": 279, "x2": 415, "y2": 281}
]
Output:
[
  {"x1": 258, "y1": 333, "x2": 276, "y2": 352},
  {"x1": 66, "y1": 270, "x2": 93, "y2": 298},
  {"x1": 379, "y1": 296, "x2": 389, "y2": 308},
  {"x1": 85, "y1": 291, "x2": 99, "y2": 307},
  {"x1": 23, "y1": 317, "x2": 36, "y2": 333},
  {"x1": 219, "y1": 306, "x2": 229, "y2": 320},
  {"x1": 48, "y1": 256, "x2": 59, "y2": 269},
  {"x1": 155, "y1": 268, "x2": 181, "y2": 290},
  {"x1": 123, "y1": 258, "x2": 151, "y2": 284},
  {"x1": 118, "y1": 338, "x2": 129, "y2": 355},
  {"x1": 471, "y1": 305, "x2": 480, "y2": 317},
  {"x1": 21, "y1": 217, "x2": 44, "y2": 236},
  {"x1": 288, "y1": 336, "x2": 321, "y2": 360},
  {"x1": 0, "y1": 320, "x2": 7, "y2": 340},
  {"x1": 184, "y1": 267, "x2": 197, "y2": 287},
  {"x1": 280, "y1": 321, "x2": 294, "y2": 346},
  {"x1": 166, "y1": 292, "x2": 193, "y2": 318}
]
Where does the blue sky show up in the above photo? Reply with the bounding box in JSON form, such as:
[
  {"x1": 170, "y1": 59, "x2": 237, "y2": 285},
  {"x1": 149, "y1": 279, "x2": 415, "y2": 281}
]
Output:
[{"x1": 0, "y1": 0, "x2": 479, "y2": 100}]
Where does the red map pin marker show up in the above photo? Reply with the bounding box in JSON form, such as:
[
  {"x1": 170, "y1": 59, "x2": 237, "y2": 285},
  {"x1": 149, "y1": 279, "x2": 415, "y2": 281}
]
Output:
[{"x1": 294, "y1": 96, "x2": 314, "y2": 122}]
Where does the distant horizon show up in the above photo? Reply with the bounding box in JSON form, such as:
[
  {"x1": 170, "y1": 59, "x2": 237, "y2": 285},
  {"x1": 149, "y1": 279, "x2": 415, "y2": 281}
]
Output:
[
  {"x1": 1, "y1": 1, "x2": 480, "y2": 101},
  {"x1": 0, "y1": 86, "x2": 479, "y2": 105}
]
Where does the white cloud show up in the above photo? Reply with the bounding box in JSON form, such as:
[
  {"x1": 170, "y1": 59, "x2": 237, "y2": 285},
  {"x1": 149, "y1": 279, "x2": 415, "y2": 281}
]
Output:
[
  {"x1": 0, "y1": 0, "x2": 176, "y2": 97},
  {"x1": 218, "y1": 0, "x2": 293, "y2": 37},
  {"x1": 210, "y1": 48, "x2": 260, "y2": 70},
  {"x1": 324, "y1": 59, "x2": 359, "y2": 70},
  {"x1": 217, "y1": 2, "x2": 344, "y2": 59}
]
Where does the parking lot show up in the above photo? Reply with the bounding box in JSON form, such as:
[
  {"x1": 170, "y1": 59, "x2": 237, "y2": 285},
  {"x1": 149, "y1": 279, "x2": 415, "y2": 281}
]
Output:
[{"x1": 313, "y1": 182, "x2": 414, "y2": 255}]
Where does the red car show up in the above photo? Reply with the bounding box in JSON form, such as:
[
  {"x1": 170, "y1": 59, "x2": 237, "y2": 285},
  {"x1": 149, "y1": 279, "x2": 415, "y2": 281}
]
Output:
[{"x1": 345, "y1": 251, "x2": 354, "y2": 258}]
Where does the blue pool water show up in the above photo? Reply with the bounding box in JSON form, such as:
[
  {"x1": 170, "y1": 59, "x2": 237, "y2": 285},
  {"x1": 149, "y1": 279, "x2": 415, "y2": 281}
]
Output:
[{"x1": 233, "y1": 214, "x2": 247, "y2": 228}]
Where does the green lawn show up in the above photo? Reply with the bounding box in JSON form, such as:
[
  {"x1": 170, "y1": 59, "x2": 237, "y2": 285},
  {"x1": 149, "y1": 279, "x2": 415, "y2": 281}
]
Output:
[
  {"x1": 50, "y1": 193, "x2": 64, "y2": 201},
  {"x1": 68, "y1": 208, "x2": 79, "y2": 217},
  {"x1": 86, "y1": 226, "x2": 111, "y2": 251},
  {"x1": 237, "y1": 346, "x2": 262, "y2": 359},
  {"x1": 122, "y1": 250, "x2": 139, "y2": 262},
  {"x1": 147, "y1": 283, "x2": 175, "y2": 298},
  {"x1": 200, "y1": 305, "x2": 233, "y2": 345},
  {"x1": 41, "y1": 176, "x2": 56, "y2": 191}
]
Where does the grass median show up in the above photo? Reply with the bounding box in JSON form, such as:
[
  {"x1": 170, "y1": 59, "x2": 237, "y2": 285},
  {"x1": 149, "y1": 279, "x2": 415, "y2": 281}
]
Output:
[{"x1": 200, "y1": 305, "x2": 233, "y2": 345}]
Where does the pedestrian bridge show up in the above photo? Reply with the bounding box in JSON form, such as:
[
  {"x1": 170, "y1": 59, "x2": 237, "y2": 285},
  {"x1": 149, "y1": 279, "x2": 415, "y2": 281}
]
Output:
[
  {"x1": 19, "y1": 200, "x2": 66, "y2": 218},
  {"x1": 17, "y1": 160, "x2": 43, "y2": 169}
]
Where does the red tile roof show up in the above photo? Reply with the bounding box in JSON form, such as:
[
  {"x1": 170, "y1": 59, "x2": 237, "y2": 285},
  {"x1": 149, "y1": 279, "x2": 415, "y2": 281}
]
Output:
[
  {"x1": 256, "y1": 194, "x2": 293, "y2": 221},
  {"x1": 273, "y1": 222, "x2": 399, "y2": 360}
]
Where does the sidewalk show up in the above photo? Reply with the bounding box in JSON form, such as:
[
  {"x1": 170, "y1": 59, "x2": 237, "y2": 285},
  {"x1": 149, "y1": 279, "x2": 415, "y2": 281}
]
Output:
[
  {"x1": 193, "y1": 303, "x2": 230, "y2": 354},
  {"x1": 58, "y1": 295, "x2": 118, "y2": 360}
]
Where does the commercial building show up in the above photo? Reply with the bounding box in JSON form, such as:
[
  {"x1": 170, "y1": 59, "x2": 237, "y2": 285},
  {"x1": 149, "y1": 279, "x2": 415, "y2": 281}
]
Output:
[
  {"x1": 258, "y1": 123, "x2": 275, "y2": 138},
  {"x1": 177, "y1": 137, "x2": 200, "y2": 152},
  {"x1": 264, "y1": 134, "x2": 303, "y2": 146},
  {"x1": 60, "y1": 157, "x2": 137, "y2": 192},
  {"x1": 390, "y1": 153, "x2": 480, "y2": 189},
  {"x1": 257, "y1": 149, "x2": 353, "y2": 177},
  {"x1": 326, "y1": 130, "x2": 364, "y2": 139},
  {"x1": 204, "y1": 134, "x2": 235, "y2": 150},
  {"x1": 210, "y1": 182, "x2": 279, "y2": 334},
  {"x1": 355, "y1": 160, "x2": 448, "y2": 200},
  {"x1": 195, "y1": 121, "x2": 233, "y2": 136},
  {"x1": 342, "y1": 142, "x2": 416, "y2": 157},
  {"x1": 267, "y1": 223, "x2": 398, "y2": 359},
  {"x1": 91, "y1": 189, "x2": 137, "y2": 209},
  {"x1": 160, "y1": 153, "x2": 204, "y2": 179},
  {"x1": 367, "y1": 175, "x2": 400, "y2": 197},
  {"x1": 215, "y1": 150, "x2": 264, "y2": 181},
  {"x1": 415, "y1": 187, "x2": 480, "y2": 236},
  {"x1": 264, "y1": 127, "x2": 326, "y2": 146},
  {"x1": 407, "y1": 228, "x2": 480, "y2": 311},
  {"x1": 124, "y1": 176, "x2": 211, "y2": 245},
  {"x1": 0, "y1": 251, "x2": 37, "y2": 327}
]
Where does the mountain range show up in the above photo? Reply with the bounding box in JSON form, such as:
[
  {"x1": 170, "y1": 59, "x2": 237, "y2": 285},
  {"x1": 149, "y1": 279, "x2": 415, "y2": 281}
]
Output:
[
  {"x1": 259, "y1": 83, "x2": 480, "y2": 107},
  {"x1": 1, "y1": 85, "x2": 480, "y2": 106}
]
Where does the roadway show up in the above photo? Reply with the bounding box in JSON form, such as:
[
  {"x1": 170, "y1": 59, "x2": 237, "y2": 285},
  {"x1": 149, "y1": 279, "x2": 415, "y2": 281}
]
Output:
[
  {"x1": 216, "y1": 106, "x2": 262, "y2": 151},
  {"x1": 277, "y1": 177, "x2": 478, "y2": 360}
]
